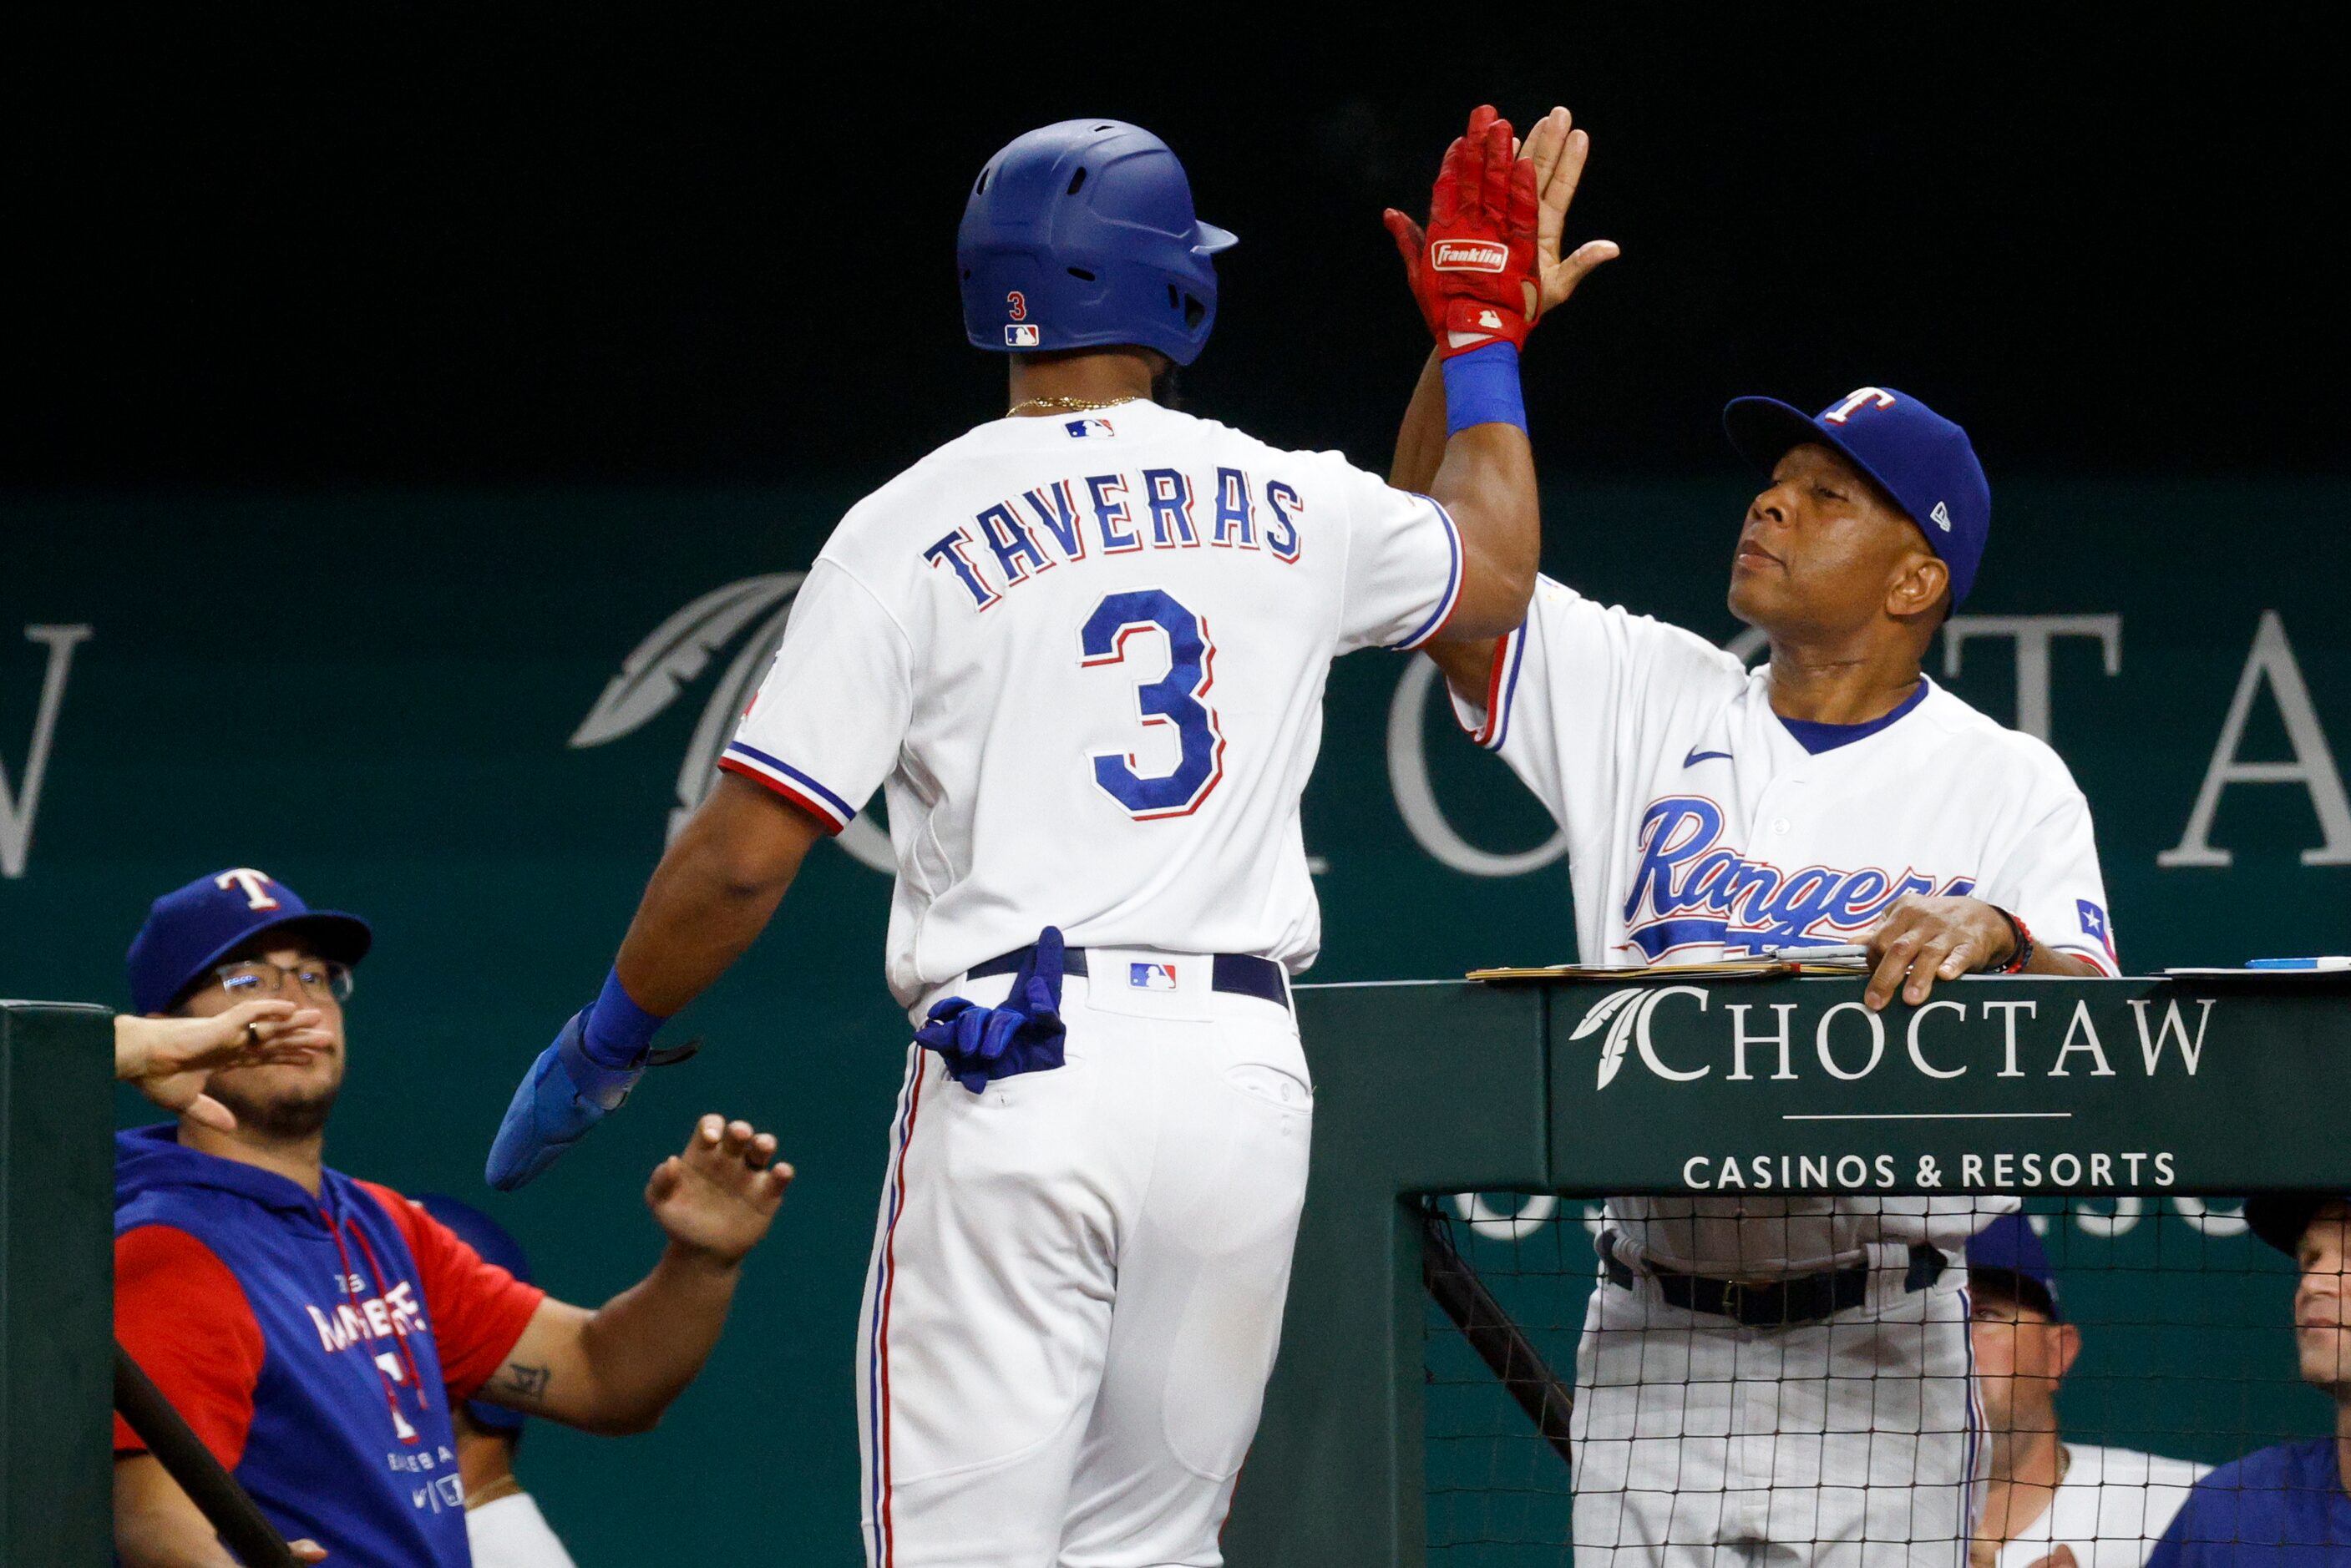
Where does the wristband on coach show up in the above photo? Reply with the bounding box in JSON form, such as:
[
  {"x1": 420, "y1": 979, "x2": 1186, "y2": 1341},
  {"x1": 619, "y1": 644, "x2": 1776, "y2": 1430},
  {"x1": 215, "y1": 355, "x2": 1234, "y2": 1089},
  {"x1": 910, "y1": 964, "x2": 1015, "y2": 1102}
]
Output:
[
  {"x1": 1989, "y1": 908, "x2": 2036, "y2": 974},
  {"x1": 1441, "y1": 341, "x2": 1527, "y2": 437},
  {"x1": 580, "y1": 968, "x2": 669, "y2": 1068}
]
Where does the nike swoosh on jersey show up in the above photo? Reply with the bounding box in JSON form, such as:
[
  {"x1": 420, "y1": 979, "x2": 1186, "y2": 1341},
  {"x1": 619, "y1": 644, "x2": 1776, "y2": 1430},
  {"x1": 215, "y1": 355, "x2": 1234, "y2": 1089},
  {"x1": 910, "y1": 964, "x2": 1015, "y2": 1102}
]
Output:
[{"x1": 1683, "y1": 748, "x2": 1734, "y2": 767}]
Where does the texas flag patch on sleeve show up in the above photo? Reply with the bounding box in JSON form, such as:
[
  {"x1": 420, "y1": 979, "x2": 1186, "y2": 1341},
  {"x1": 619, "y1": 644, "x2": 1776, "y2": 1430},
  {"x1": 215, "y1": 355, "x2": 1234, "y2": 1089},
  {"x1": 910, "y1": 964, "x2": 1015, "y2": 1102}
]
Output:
[{"x1": 2077, "y1": 898, "x2": 2118, "y2": 967}]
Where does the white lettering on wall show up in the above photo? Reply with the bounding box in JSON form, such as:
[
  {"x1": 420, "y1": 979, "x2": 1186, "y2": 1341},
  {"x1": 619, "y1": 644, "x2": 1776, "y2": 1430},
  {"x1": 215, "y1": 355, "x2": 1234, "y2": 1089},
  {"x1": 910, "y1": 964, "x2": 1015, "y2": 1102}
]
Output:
[
  {"x1": 1386, "y1": 656, "x2": 1570, "y2": 877},
  {"x1": 2160, "y1": 611, "x2": 2351, "y2": 867},
  {"x1": 1942, "y1": 614, "x2": 2121, "y2": 742},
  {"x1": 0, "y1": 625, "x2": 93, "y2": 880}
]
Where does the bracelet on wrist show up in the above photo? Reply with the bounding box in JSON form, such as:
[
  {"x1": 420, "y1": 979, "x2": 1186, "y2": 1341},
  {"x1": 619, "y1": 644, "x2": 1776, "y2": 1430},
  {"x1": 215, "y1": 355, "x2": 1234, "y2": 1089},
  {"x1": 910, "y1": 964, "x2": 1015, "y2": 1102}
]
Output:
[{"x1": 1990, "y1": 908, "x2": 2036, "y2": 974}]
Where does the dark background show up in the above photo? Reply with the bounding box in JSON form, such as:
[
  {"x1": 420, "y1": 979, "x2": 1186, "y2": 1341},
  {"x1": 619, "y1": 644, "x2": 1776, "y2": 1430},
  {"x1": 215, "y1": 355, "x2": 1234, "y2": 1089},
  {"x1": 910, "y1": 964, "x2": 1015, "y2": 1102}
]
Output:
[{"x1": 10, "y1": 8, "x2": 2343, "y2": 492}]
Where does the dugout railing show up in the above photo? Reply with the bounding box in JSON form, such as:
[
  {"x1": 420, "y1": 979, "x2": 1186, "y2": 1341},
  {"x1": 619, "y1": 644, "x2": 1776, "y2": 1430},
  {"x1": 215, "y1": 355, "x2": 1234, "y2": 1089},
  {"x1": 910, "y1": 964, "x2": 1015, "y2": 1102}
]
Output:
[{"x1": 1221, "y1": 974, "x2": 2351, "y2": 1566}]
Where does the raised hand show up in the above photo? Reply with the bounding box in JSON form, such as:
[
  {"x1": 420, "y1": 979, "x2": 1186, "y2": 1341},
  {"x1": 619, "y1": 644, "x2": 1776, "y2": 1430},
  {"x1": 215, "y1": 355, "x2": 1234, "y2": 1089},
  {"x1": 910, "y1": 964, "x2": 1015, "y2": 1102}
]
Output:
[
  {"x1": 114, "y1": 1000, "x2": 333, "y2": 1130},
  {"x1": 1519, "y1": 105, "x2": 1619, "y2": 318},
  {"x1": 645, "y1": 1114, "x2": 794, "y2": 1265}
]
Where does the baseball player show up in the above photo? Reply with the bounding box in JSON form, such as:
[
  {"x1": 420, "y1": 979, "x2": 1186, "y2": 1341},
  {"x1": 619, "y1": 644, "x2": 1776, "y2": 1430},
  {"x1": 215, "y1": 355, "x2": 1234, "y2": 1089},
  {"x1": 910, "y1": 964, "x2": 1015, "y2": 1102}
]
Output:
[
  {"x1": 2146, "y1": 1194, "x2": 2351, "y2": 1565},
  {"x1": 484, "y1": 108, "x2": 1590, "y2": 1565},
  {"x1": 1967, "y1": 1215, "x2": 2207, "y2": 1568},
  {"x1": 1397, "y1": 138, "x2": 2117, "y2": 1561}
]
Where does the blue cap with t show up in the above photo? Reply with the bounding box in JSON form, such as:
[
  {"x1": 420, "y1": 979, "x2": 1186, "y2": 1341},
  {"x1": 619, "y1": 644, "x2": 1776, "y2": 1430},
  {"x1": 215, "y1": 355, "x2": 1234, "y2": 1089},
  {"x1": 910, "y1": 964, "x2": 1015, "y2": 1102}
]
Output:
[
  {"x1": 126, "y1": 868, "x2": 372, "y2": 1016},
  {"x1": 1967, "y1": 1212, "x2": 2062, "y2": 1319},
  {"x1": 413, "y1": 1194, "x2": 534, "y2": 1437},
  {"x1": 1723, "y1": 385, "x2": 1993, "y2": 607}
]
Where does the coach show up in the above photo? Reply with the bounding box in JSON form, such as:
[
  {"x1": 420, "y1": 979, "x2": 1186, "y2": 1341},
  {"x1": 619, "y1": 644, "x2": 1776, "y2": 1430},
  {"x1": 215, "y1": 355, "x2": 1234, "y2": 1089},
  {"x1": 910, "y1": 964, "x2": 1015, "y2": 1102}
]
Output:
[
  {"x1": 1394, "y1": 113, "x2": 2115, "y2": 1566},
  {"x1": 112, "y1": 867, "x2": 792, "y2": 1568}
]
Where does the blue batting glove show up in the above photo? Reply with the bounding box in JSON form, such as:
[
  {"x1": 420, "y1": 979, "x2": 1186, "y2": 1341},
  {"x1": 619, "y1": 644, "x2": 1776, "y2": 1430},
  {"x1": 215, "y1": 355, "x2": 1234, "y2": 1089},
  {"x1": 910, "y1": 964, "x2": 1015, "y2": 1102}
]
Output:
[
  {"x1": 915, "y1": 927, "x2": 1068, "y2": 1094},
  {"x1": 485, "y1": 1011, "x2": 650, "y2": 1191}
]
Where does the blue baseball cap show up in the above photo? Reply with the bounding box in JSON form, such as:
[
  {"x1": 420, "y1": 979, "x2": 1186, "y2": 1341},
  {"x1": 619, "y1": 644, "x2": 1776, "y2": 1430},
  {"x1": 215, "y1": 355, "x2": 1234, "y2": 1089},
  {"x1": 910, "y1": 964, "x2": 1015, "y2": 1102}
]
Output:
[
  {"x1": 413, "y1": 1194, "x2": 534, "y2": 1436},
  {"x1": 1968, "y1": 1212, "x2": 2062, "y2": 1319},
  {"x1": 125, "y1": 867, "x2": 372, "y2": 1016},
  {"x1": 1723, "y1": 386, "x2": 1993, "y2": 607}
]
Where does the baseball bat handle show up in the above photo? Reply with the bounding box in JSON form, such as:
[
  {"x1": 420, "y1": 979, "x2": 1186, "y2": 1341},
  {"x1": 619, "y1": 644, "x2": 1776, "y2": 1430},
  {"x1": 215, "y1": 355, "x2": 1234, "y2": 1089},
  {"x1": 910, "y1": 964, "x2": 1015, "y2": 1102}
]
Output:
[{"x1": 114, "y1": 1339, "x2": 301, "y2": 1568}]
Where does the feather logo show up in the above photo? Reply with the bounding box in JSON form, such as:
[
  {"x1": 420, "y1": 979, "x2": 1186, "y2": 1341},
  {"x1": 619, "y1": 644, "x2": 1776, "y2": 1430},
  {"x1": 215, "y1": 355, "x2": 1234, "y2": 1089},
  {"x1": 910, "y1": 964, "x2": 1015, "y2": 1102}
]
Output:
[
  {"x1": 570, "y1": 574, "x2": 893, "y2": 871},
  {"x1": 1571, "y1": 989, "x2": 1643, "y2": 1088},
  {"x1": 1574, "y1": 984, "x2": 1714, "y2": 1088}
]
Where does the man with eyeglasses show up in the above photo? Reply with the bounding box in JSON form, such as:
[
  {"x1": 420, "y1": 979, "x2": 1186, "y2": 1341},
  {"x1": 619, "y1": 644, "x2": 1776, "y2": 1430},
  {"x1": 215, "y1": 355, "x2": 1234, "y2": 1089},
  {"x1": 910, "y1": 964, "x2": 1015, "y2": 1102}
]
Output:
[{"x1": 112, "y1": 867, "x2": 795, "y2": 1568}]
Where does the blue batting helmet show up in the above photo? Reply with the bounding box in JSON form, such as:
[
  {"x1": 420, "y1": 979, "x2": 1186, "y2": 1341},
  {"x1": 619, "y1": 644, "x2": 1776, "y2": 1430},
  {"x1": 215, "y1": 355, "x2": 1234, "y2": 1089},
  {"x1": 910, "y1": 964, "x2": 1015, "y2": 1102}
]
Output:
[{"x1": 957, "y1": 119, "x2": 1237, "y2": 367}]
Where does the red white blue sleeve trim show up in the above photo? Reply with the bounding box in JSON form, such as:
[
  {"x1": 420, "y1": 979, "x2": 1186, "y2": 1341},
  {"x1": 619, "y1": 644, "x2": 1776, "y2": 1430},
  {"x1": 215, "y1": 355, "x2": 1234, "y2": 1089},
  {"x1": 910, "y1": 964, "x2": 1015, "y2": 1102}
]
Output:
[
  {"x1": 1391, "y1": 495, "x2": 1465, "y2": 651},
  {"x1": 718, "y1": 742, "x2": 856, "y2": 832},
  {"x1": 1462, "y1": 624, "x2": 1527, "y2": 751}
]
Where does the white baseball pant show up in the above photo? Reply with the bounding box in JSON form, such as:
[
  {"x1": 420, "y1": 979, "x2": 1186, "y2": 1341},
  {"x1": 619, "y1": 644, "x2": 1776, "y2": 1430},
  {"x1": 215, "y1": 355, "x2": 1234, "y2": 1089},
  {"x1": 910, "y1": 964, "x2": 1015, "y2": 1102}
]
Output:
[
  {"x1": 855, "y1": 954, "x2": 1312, "y2": 1568},
  {"x1": 1570, "y1": 1248, "x2": 1985, "y2": 1566}
]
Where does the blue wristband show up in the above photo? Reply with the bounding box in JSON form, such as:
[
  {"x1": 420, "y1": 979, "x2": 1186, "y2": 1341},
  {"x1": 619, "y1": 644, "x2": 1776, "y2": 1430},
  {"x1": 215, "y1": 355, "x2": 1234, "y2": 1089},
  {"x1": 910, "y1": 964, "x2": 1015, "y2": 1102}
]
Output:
[
  {"x1": 1440, "y1": 341, "x2": 1527, "y2": 437},
  {"x1": 580, "y1": 969, "x2": 667, "y2": 1068}
]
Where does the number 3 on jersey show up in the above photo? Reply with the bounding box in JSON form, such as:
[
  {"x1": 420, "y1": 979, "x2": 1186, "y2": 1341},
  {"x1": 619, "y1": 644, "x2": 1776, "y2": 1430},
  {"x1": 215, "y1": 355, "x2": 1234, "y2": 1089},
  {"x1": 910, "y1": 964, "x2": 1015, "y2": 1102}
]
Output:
[{"x1": 1079, "y1": 589, "x2": 1226, "y2": 820}]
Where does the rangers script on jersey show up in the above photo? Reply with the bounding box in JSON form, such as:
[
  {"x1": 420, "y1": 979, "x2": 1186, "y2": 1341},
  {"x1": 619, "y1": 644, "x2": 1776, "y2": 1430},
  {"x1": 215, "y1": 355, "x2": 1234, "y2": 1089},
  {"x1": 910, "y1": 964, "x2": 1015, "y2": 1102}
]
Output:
[{"x1": 725, "y1": 400, "x2": 1464, "y2": 1009}]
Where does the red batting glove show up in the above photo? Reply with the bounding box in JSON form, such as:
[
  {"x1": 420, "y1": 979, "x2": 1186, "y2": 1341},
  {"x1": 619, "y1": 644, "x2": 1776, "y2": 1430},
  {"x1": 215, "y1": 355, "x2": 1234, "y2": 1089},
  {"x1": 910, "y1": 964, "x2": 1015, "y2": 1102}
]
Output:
[{"x1": 1384, "y1": 105, "x2": 1541, "y2": 358}]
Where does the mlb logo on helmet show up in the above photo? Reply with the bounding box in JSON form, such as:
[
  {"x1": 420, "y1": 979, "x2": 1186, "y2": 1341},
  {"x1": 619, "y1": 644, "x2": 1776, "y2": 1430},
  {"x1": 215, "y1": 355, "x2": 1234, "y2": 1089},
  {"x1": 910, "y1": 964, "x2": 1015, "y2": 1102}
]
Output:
[
  {"x1": 1431, "y1": 239, "x2": 1508, "y2": 273},
  {"x1": 1720, "y1": 383, "x2": 1994, "y2": 606},
  {"x1": 1005, "y1": 324, "x2": 1041, "y2": 347}
]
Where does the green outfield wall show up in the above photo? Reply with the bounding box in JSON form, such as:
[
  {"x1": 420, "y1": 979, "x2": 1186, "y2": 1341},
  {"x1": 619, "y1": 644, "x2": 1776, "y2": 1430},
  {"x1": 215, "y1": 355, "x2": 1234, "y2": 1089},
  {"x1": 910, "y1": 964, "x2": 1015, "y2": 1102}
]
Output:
[{"x1": 3, "y1": 477, "x2": 2345, "y2": 1562}]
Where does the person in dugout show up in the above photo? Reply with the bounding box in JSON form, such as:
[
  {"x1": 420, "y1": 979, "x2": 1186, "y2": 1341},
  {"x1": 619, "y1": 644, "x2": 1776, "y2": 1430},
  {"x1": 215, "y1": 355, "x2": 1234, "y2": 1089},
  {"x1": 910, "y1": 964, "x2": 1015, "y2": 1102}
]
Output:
[
  {"x1": 413, "y1": 1194, "x2": 580, "y2": 1568},
  {"x1": 111, "y1": 867, "x2": 792, "y2": 1568},
  {"x1": 1968, "y1": 1213, "x2": 2207, "y2": 1567},
  {"x1": 2147, "y1": 1194, "x2": 2351, "y2": 1565}
]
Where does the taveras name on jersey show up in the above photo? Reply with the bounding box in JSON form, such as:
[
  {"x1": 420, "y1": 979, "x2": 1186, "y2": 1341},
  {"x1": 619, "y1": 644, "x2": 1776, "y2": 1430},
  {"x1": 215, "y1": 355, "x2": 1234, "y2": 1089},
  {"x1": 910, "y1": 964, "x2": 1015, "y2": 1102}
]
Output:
[{"x1": 726, "y1": 400, "x2": 1465, "y2": 1010}]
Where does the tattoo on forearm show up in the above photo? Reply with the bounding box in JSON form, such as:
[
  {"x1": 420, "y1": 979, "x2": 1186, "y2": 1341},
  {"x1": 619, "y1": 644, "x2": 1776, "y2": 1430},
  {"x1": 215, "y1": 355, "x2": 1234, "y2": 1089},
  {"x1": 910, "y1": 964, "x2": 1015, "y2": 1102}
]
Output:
[{"x1": 496, "y1": 1362, "x2": 551, "y2": 1406}]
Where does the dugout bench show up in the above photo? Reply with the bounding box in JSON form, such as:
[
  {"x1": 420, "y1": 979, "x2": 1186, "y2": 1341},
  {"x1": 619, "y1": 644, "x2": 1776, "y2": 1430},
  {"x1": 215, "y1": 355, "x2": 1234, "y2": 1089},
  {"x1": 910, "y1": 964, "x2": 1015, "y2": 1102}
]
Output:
[{"x1": 1223, "y1": 974, "x2": 2351, "y2": 1566}]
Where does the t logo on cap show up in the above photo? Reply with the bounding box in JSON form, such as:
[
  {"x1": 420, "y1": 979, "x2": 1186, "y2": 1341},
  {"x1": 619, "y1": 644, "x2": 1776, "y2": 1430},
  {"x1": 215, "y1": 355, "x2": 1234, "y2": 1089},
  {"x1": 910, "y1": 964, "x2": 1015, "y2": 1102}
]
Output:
[
  {"x1": 214, "y1": 867, "x2": 281, "y2": 911},
  {"x1": 1822, "y1": 387, "x2": 1898, "y2": 425}
]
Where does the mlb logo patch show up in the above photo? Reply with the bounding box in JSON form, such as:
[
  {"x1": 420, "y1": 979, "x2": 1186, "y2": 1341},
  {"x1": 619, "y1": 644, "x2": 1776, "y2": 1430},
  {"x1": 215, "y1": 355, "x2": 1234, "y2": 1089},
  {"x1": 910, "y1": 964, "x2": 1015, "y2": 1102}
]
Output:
[
  {"x1": 1065, "y1": 417, "x2": 1115, "y2": 438},
  {"x1": 1128, "y1": 961, "x2": 1179, "y2": 991},
  {"x1": 2077, "y1": 898, "x2": 2117, "y2": 964},
  {"x1": 1005, "y1": 324, "x2": 1040, "y2": 347}
]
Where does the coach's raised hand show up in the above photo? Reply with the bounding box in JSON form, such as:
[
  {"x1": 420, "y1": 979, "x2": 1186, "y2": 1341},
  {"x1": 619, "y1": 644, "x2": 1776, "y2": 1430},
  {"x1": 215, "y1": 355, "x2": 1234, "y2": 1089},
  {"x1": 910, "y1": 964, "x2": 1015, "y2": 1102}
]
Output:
[{"x1": 1520, "y1": 105, "x2": 1619, "y2": 319}]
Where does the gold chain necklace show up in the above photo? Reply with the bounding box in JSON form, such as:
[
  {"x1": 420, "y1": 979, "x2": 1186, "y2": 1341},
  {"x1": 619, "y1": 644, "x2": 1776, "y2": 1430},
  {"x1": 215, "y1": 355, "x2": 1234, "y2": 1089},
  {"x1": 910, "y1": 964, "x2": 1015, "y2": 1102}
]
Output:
[{"x1": 1006, "y1": 394, "x2": 1141, "y2": 417}]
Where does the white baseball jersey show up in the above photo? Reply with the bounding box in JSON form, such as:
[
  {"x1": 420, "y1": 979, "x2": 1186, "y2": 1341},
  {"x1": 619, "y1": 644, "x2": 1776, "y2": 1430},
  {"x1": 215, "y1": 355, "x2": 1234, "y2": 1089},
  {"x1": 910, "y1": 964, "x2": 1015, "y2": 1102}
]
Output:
[
  {"x1": 725, "y1": 399, "x2": 1464, "y2": 1009},
  {"x1": 1993, "y1": 1444, "x2": 2209, "y2": 1568},
  {"x1": 1452, "y1": 574, "x2": 2114, "y2": 1280}
]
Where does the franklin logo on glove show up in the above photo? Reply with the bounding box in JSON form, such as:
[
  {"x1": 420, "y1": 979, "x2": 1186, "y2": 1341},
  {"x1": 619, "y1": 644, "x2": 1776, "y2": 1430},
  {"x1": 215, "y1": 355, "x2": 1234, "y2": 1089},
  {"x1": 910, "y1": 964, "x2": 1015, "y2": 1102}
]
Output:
[{"x1": 1431, "y1": 239, "x2": 1510, "y2": 272}]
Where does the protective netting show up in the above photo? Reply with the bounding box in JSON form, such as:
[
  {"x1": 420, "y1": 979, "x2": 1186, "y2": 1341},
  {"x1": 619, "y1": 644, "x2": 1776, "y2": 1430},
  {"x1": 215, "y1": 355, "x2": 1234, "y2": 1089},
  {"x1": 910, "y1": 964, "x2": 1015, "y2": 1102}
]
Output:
[{"x1": 1422, "y1": 1191, "x2": 2347, "y2": 1565}]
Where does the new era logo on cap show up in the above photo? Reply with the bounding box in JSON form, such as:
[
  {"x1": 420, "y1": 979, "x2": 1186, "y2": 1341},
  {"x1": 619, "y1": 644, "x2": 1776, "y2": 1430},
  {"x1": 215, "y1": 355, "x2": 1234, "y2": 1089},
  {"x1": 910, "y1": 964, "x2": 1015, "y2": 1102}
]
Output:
[
  {"x1": 1430, "y1": 240, "x2": 1507, "y2": 273},
  {"x1": 1005, "y1": 324, "x2": 1040, "y2": 346},
  {"x1": 1930, "y1": 501, "x2": 1953, "y2": 533}
]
